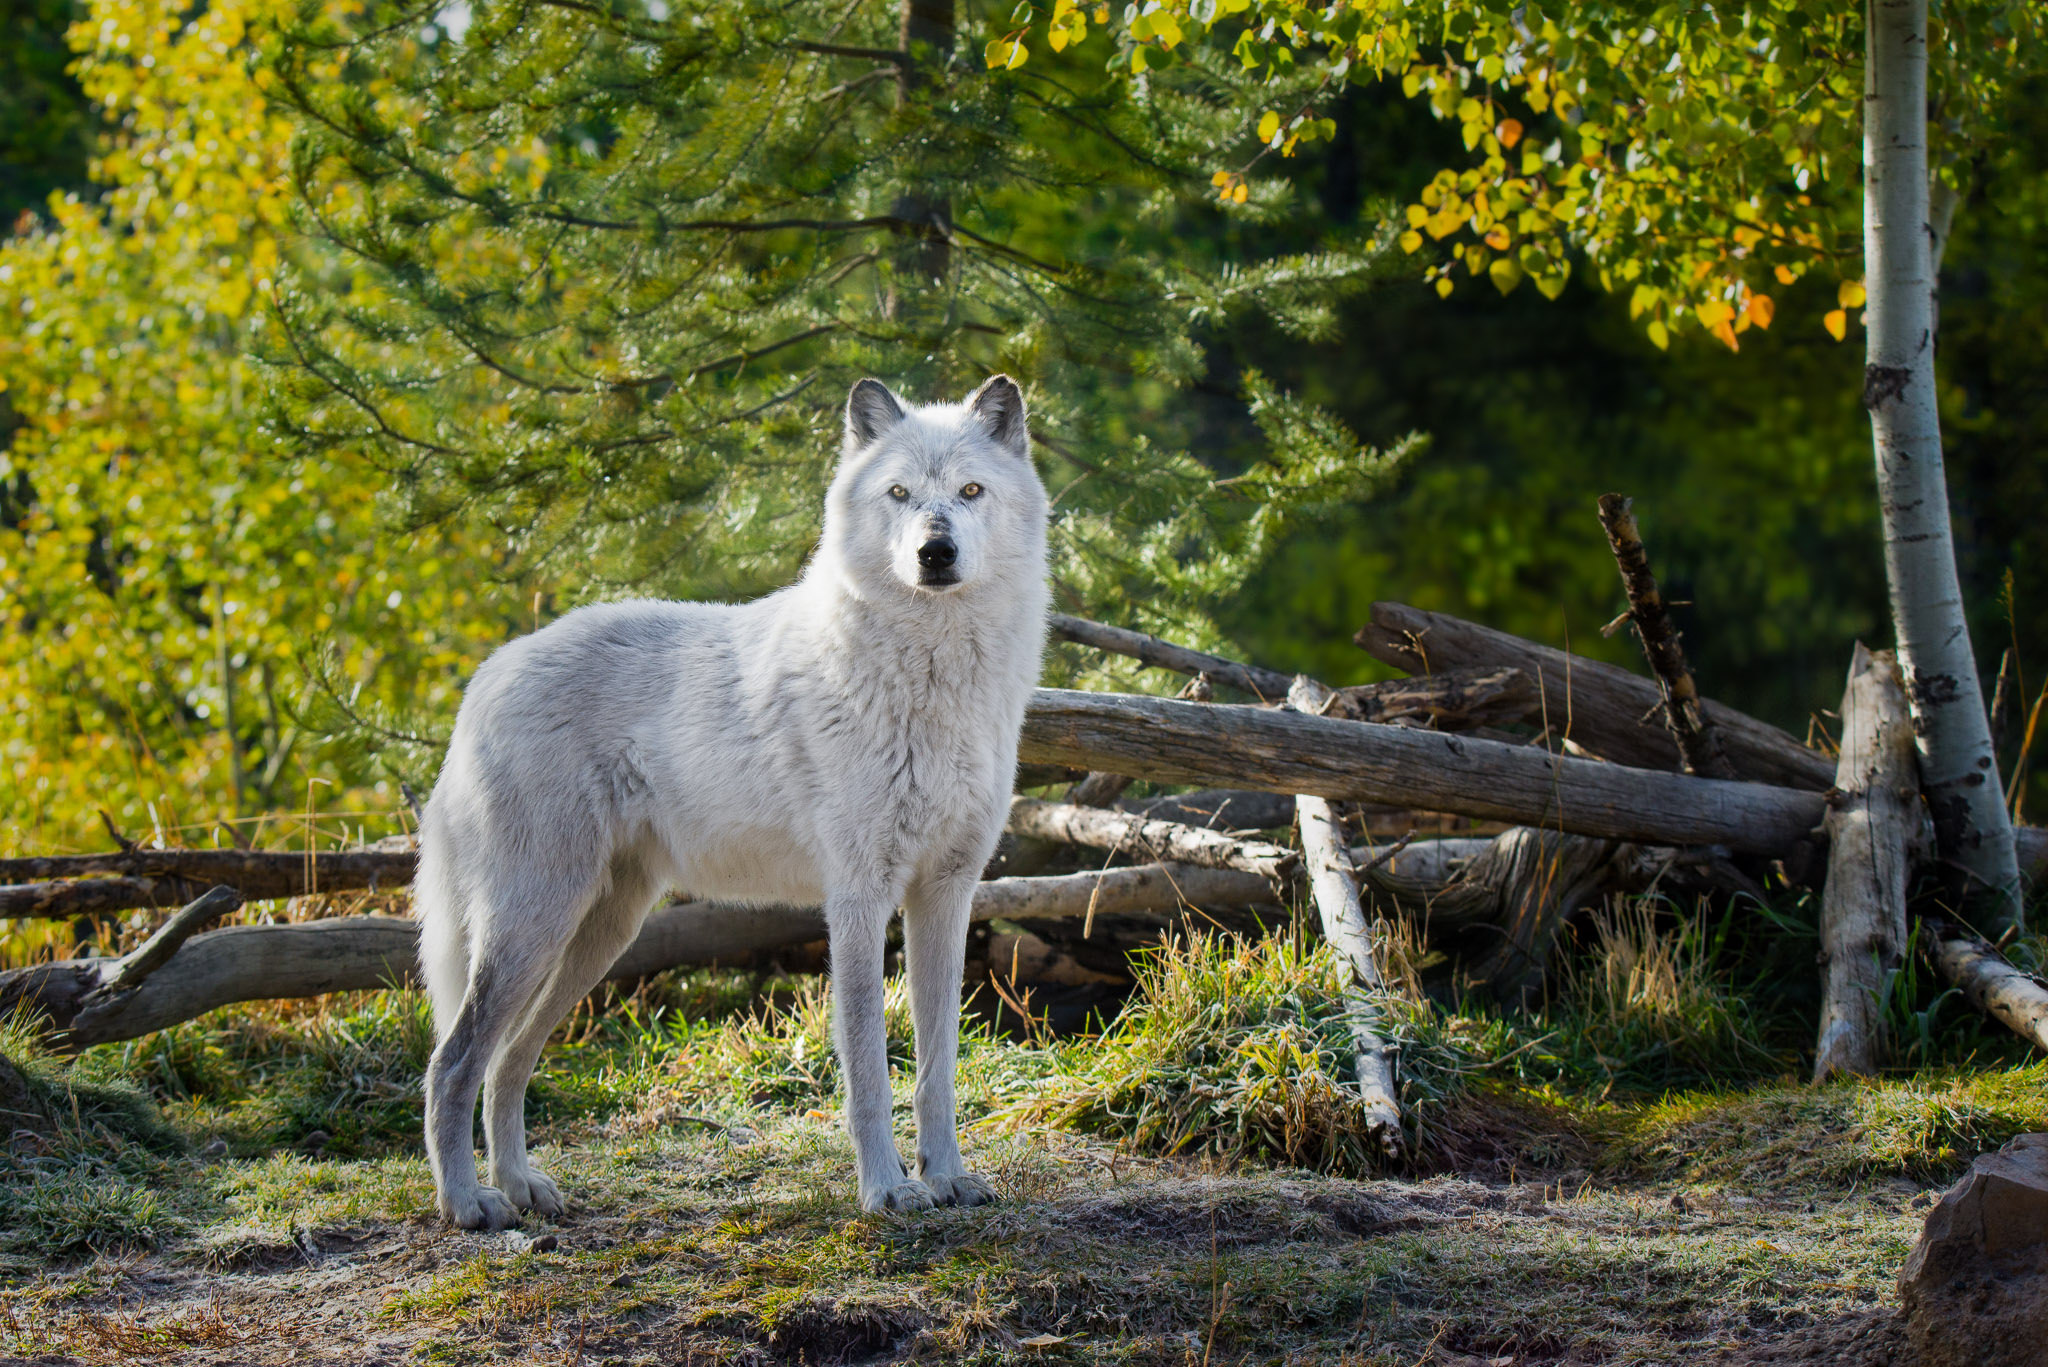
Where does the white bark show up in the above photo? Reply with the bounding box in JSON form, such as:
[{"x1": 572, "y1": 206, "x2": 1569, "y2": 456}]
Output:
[
  {"x1": 1865, "y1": 0, "x2": 2021, "y2": 929},
  {"x1": 1288, "y1": 678, "x2": 1404, "y2": 1152},
  {"x1": 1814, "y1": 646, "x2": 1925, "y2": 1080}
]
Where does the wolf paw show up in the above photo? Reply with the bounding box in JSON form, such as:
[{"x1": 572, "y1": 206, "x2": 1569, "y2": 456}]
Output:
[
  {"x1": 923, "y1": 1171, "x2": 997, "y2": 1208},
  {"x1": 443, "y1": 1184, "x2": 521, "y2": 1231},
  {"x1": 862, "y1": 1178, "x2": 937, "y2": 1213},
  {"x1": 498, "y1": 1167, "x2": 565, "y2": 1217}
]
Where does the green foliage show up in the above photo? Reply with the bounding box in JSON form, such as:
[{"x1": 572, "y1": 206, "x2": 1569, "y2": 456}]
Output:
[
  {"x1": 262, "y1": 0, "x2": 1412, "y2": 669},
  {"x1": 998, "y1": 0, "x2": 2043, "y2": 349},
  {"x1": 0, "y1": 0, "x2": 510, "y2": 852}
]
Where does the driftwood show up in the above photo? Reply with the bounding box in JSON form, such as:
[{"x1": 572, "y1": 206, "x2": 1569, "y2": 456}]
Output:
[
  {"x1": 1596, "y1": 494, "x2": 1736, "y2": 779},
  {"x1": 1, "y1": 845, "x2": 416, "y2": 920},
  {"x1": 1006, "y1": 798, "x2": 1298, "y2": 883},
  {"x1": 1355, "y1": 601, "x2": 1836, "y2": 791},
  {"x1": 1814, "y1": 646, "x2": 1924, "y2": 1080},
  {"x1": 1020, "y1": 687, "x2": 1827, "y2": 854},
  {"x1": 1922, "y1": 919, "x2": 2048, "y2": 1055},
  {"x1": 0, "y1": 862, "x2": 1278, "y2": 1047},
  {"x1": 1288, "y1": 678, "x2": 1404, "y2": 1149},
  {"x1": 1049, "y1": 613, "x2": 1294, "y2": 701}
]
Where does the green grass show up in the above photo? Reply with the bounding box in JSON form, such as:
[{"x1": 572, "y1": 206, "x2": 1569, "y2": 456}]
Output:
[{"x1": 1, "y1": 903, "x2": 2040, "y2": 1363}]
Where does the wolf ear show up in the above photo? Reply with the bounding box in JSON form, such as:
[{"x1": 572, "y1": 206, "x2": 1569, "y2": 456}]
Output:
[
  {"x1": 968, "y1": 374, "x2": 1029, "y2": 459},
  {"x1": 845, "y1": 378, "x2": 906, "y2": 452}
]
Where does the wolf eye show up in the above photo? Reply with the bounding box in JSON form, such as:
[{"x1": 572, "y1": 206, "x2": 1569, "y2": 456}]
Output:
[
  {"x1": 960, "y1": 483, "x2": 983, "y2": 499},
  {"x1": 889, "y1": 484, "x2": 908, "y2": 500}
]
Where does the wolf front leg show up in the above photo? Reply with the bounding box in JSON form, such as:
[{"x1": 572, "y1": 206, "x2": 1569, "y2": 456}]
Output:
[
  {"x1": 902, "y1": 868, "x2": 996, "y2": 1207},
  {"x1": 825, "y1": 884, "x2": 933, "y2": 1212}
]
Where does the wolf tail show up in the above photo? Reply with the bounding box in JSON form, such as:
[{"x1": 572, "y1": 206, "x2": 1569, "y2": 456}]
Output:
[{"x1": 413, "y1": 800, "x2": 471, "y2": 1045}]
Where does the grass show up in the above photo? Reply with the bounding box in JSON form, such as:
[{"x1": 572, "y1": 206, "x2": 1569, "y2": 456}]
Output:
[{"x1": 0, "y1": 891, "x2": 2040, "y2": 1363}]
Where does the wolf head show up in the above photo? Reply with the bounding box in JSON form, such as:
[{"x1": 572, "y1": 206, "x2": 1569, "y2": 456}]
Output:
[{"x1": 818, "y1": 375, "x2": 1049, "y2": 601}]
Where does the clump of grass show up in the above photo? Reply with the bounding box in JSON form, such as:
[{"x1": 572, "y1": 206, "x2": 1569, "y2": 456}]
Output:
[
  {"x1": 1538, "y1": 898, "x2": 1788, "y2": 1093},
  {"x1": 2, "y1": 1015, "x2": 190, "y2": 1257},
  {"x1": 1613, "y1": 1063, "x2": 2048, "y2": 1187},
  {"x1": 988, "y1": 932, "x2": 1460, "y2": 1175},
  {"x1": 649, "y1": 976, "x2": 916, "y2": 1111},
  {"x1": 11, "y1": 1169, "x2": 177, "y2": 1258}
]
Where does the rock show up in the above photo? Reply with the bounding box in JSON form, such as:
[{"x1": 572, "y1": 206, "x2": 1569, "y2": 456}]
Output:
[
  {"x1": 201, "y1": 1137, "x2": 229, "y2": 1160},
  {"x1": 1898, "y1": 1133, "x2": 2048, "y2": 1367}
]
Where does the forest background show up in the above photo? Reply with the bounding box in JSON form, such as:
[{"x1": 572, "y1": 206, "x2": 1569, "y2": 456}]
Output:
[{"x1": 3, "y1": 0, "x2": 2046, "y2": 867}]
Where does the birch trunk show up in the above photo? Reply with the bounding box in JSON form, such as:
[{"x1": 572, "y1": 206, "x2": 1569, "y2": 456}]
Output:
[{"x1": 1865, "y1": 0, "x2": 2020, "y2": 929}]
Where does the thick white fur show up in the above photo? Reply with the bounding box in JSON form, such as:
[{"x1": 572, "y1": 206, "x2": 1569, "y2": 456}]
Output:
[{"x1": 415, "y1": 376, "x2": 1049, "y2": 1229}]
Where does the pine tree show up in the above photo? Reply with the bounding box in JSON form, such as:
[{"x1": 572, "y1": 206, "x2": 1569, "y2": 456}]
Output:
[{"x1": 263, "y1": 0, "x2": 1417, "y2": 675}]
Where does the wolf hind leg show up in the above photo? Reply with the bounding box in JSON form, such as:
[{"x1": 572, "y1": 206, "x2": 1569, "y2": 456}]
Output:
[
  {"x1": 425, "y1": 866, "x2": 602, "y2": 1231},
  {"x1": 482, "y1": 857, "x2": 660, "y2": 1216}
]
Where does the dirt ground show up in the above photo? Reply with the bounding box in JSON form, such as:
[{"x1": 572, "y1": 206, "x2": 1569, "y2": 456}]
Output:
[{"x1": 0, "y1": 1116, "x2": 1932, "y2": 1367}]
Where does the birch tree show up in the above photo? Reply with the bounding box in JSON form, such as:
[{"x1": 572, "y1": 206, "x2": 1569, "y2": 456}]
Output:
[{"x1": 998, "y1": 0, "x2": 2040, "y2": 928}]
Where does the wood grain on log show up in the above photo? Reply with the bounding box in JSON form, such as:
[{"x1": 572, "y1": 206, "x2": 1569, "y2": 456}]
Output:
[
  {"x1": 1596, "y1": 494, "x2": 1736, "y2": 779},
  {"x1": 1355, "y1": 602, "x2": 1835, "y2": 791},
  {"x1": 1020, "y1": 687, "x2": 1826, "y2": 854},
  {"x1": 1049, "y1": 613, "x2": 1294, "y2": 701},
  {"x1": 1814, "y1": 645, "x2": 1924, "y2": 1081},
  {"x1": 1007, "y1": 797, "x2": 1297, "y2": 882},
  {"x1": 1289, "y1": 678, "x2": 1403, "y2": 1151},
  {"x1": 0, "y1": 862, "x2": 1277, "y2": 1047},
  {"x1": 1923, "y1": 919, "x2": 2048, "y2": 1056}
]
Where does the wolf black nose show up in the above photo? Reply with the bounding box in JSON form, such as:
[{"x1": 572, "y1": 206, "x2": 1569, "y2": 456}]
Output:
[{"x1": 918, "y1": 538, "x2": 957, "y2": 570}]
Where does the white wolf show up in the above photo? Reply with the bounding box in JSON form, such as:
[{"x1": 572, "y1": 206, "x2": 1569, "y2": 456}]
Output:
[{"x1": 414, "y1": 375, "x2": 1049, "y2": 1229}]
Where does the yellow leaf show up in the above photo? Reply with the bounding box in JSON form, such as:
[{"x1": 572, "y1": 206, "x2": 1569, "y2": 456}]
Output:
[
  {"x1": 1399, "y1": 229, "x2": 1423, "y2": 253},
  {"x1": 1838, "y1": 280, "x2": 1866, "y2": 309},
  {"x1": 1212, "y1": 170, "x2": 1232, "y2": 188},
  {"x1": 1496, "y1": 118, "x2": 1524, "y2": 149},
  {"x1": 1534, "y1": 270, "x2": 1568, "y2": 299},
  {"x1": 1257, "y1": 111, "x2": 1281, "y2": 143},
  {"x1": 1823, "y1": 308, "x2": 1848, "y2": 341},
  {"x1": 1711, "y1": 319, "x2": 1740, "y2": 351},
  {"x1": 1488, "y1": 255, "x2": 1523, "y2": 293},
  {"x1": 1746, "y1": 294, "x2": 1775, "y2": 329},
  {"x1": 1435, "y1": 276, "x2": 1454, "y2": 298},
  {"x1": 1005, "y1": 37, "x2": 1029, "y2": 69},
  {"x1": 1695, "y1": 300, "x2": 1735, "y2": 329},
  {"x1": 1405, "y1": 203, "x2": 1427, "y2": 227},
  {"x1": 1774, "y1": 264, "x2": 1796, "y2": 285},
  {"x1": 1647, "y1": 319, "x2": 1670, "y2": 350},
  {"x1": 1231, "y1": 181, "x2": 1248, "y2": 204},
  {"x1": 983, "y1": 36, "x2": 1019, "y2": 69},
  {"x1": 1484, "y1": 224, "x2": 1510, "y2": 250}
]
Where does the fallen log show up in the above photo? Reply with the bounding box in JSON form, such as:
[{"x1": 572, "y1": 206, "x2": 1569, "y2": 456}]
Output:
[
  {"x1": 1814, "y1": 645, "x2": 1924, "y2": 1081},
  {"x1": 1596, "y1": 494, "x2": 1736, "y2": 779},
  {"x1": 1049, "y1": 613, "x2": 1295, "y2": 701},
  {"x1": 1006, "y1": 797, "x2": 1298, "y2": 883},
  {"x1": 1, "y1": 846, "x2": 416, "y2": 920},
  {"x1": 0, "y1": 862, "x2": 1277, "y2": 1047},
  {"x1": 1328, "y1": 666, "x2": 1539, "y2": 732},
  {"x1": 1121, "y1": 789, "x2": 1299, "y2": 832},
  {"x1": 1355, "y1": 601, "x2": 1836, "y2": 791},
  {"x1": 1289, "y1": 678, "x2": 1403, "y2": 1152},
  {"x1": 1922, "y1": 918, "x2": 2048, "y2": 1056},
  {"x1": 1020, "y1": 687, "x2": 1827, "y2": 854}
]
